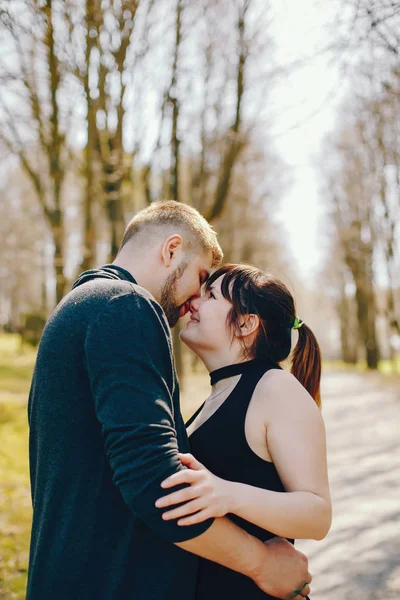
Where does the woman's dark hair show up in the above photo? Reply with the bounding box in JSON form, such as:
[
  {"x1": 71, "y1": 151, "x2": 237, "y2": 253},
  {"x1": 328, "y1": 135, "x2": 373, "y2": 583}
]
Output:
[{"x1": 206, "y1": 264, "x2": 322, "y2": 408}]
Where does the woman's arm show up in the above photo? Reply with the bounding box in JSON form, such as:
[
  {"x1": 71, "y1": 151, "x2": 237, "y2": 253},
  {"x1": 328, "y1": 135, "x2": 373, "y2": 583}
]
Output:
[
  {"x1": 156, "y1": 370, "x2": 331, "y2": 541},
  {"x1": 228, "y1": 483, "x2": 330, "y2": 541},
  {"x1": 230, "y1": 370, "x2": 331, "y2": 540}
]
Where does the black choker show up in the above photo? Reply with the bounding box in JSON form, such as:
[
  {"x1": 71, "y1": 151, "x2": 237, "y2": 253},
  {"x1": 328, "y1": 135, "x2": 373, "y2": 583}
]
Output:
[{"x1": 210, "y1": 359, "x2": 261, "y2": 386}]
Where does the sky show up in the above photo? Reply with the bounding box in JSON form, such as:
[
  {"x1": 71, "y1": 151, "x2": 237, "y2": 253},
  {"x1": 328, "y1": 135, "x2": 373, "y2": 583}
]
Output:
[{"x1": 268, "y1": 0, "x2": 347, "y2": 282}]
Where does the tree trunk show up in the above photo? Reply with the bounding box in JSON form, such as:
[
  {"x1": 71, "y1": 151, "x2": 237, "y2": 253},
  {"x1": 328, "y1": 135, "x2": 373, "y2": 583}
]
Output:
[
  {"x1": 355, "y1": 286, "x2": 380, "y2": 369},
  {"x1": 168, "y1": 0, "x2": 184, "y2": 384},
  {"x1": 350, "y1": 259, "x2": 380, "y2": 369},
  {"x1": 51, "y1": 210, "x2": 67, "y2": 303},
  {"x1": 204, "y1": 2, "x2": 247, "y2": 223},
  {"x1": 105, "y1": 149, "x2": 126, "y2": 261},
  {"x1": 338, "y1": 287, "x2": 358, "y2": 364},
  {"x1": 80, "y1": 0, "x2": 98, "y2": 273},
  {"x1": 80, "y1": 153, "x2": 96, "y2": 272}
]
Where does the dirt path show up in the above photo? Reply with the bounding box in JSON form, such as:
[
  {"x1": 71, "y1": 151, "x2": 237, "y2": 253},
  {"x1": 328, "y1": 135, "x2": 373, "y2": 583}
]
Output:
[{"x1": 296, "y1": 371, "x2": 400, "y2": 599}]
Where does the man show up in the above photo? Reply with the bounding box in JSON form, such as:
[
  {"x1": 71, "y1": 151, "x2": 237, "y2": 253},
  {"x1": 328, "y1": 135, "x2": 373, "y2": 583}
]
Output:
[{"x1": 27, "y1": 201, "x2": 311, "y2": 599}]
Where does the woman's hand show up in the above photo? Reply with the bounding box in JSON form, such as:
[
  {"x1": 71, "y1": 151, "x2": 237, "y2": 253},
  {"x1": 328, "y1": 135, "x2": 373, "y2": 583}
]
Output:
[{"x1": 155, "y1": 453, "x2": 234, "y2": 525}]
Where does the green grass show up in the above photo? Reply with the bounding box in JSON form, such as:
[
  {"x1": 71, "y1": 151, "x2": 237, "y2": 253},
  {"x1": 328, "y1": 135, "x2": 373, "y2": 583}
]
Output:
[
  {"x1": 0, "y1": 334, "x2": 34, "y2": 599},
  {"x1": 377, "y1": 357, "x2": 400, "y2": 375},
  {"x1": 323, "y1": 357, "x2": 400, "y2": 376}
]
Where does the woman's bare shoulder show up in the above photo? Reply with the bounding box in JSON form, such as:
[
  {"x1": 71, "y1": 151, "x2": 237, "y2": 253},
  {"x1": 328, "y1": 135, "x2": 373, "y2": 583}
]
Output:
[
  {"x1": 257, "y1": 368, "x2": 303, "y2": 392},
  {"x1": 253, "y1": 368, "x2": 320, "y2": 416}
]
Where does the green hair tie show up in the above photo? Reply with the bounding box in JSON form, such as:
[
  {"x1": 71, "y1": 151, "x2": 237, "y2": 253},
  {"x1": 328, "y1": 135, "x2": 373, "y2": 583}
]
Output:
[{"x1": 292, "y1": 317, "x2": 304, "y2": 330}]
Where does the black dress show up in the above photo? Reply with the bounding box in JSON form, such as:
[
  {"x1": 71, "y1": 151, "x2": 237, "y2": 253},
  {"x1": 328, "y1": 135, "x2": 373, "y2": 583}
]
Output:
[{"x1": 187, "y1": 358, "x2": 310, "y2": 600}]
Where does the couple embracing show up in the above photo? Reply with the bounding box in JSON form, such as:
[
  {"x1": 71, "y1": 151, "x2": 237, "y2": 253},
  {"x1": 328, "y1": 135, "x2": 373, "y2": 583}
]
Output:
[{"x1": 26, "y1": 201, "x2": 331, "y2": 599}]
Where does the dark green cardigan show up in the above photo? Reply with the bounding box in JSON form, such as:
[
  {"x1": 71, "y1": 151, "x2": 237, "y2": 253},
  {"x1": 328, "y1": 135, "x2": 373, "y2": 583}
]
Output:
[{"x1": 26, "y1": 265, "x2": 213, "y2": 600}]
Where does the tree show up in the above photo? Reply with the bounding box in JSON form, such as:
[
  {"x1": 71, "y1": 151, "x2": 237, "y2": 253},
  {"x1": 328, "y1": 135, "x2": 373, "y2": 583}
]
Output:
[
  {"x1": 79, "y1": 0, "x2": 140, "y2": 262},
  {"x1": 0, "y1": 0, "x2": 72, "y2": 302},
  {"x1": 322, "y1": 109, "x2": 383, "y2": 368},
  {"x1": 0, "y1": 166, "x2": 49, "y2": 330},
  {"x1": 342, "y1": 0, "x2": 400, "y2": 58}
]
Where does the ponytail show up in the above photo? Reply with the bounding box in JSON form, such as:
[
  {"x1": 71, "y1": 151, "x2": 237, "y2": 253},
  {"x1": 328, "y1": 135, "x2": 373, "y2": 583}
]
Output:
[{"x1": 291, "y1": 324, "x2": 322, "y2": 408}]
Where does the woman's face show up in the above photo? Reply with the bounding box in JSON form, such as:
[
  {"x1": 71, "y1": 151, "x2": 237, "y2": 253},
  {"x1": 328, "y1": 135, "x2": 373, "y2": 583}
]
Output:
[{"x1": 180, "y1": 275, "x2": 234, "y2": 354}]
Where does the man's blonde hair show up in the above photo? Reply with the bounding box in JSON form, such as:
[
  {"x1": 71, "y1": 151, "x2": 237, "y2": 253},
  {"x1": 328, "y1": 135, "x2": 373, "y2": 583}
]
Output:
[{"x1": 119, "y1": 200, "x2": 223, "y2": 268}]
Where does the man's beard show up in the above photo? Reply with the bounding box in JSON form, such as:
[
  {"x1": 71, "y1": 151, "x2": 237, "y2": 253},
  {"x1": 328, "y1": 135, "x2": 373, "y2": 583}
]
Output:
[{"x1": 160, "y1": 260, "x2": 188, "y2": 327}]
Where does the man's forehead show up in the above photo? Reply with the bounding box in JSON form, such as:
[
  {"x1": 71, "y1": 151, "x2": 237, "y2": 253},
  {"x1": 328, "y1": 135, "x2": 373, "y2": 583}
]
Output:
[
  {"x1": 201, "y1": 248, "x2": 214, "y2": 271},
  {"x1": 199, "y1": 268, "x2": 211, "y2": 285}
]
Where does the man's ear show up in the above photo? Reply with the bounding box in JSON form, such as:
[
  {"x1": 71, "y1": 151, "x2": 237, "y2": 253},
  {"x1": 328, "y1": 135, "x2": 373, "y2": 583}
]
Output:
[
  {"x1": 238, "y1": 314, "x2": 260, "y2": 338},
  {"x1": 161, "y1": 234, "x2": 183, "y2": 267}
]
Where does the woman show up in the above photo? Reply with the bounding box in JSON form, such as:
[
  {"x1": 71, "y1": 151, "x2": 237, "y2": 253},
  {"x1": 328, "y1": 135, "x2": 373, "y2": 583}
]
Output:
[{"x1": 156, "y1": 264, "x2": 331, "y2": 599}]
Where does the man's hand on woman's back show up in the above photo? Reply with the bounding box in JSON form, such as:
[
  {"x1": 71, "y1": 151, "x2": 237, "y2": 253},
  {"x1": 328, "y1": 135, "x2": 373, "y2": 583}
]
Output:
[{"x1": 252, "y1": 537, "x2": 311, "y2": 599}]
